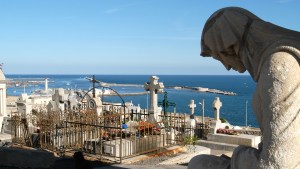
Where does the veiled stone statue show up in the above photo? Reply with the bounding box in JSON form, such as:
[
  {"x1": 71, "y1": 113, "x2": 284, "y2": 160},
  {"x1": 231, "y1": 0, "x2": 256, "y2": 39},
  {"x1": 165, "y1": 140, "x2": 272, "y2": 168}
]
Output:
[{"x1": 189, "y1": 7, "x2": 300, "y2": 169}]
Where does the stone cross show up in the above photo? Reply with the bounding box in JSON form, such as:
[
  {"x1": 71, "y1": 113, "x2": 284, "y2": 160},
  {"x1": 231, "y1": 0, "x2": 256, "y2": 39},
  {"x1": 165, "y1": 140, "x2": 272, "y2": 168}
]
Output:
[
  {"x1": 144, "y1": 76, "x2": 164, "y2": 118},
  {"x1": 212, "y1": 97, "x2": 222, "y2": 121},
  {"x1": 188, "y1": 99, "x2": 196, "y2": 116}
]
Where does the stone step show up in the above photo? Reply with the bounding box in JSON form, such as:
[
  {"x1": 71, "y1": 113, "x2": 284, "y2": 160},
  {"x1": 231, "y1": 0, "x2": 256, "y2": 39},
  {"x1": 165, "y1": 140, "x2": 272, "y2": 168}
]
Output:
[
  {"x1": 207, "y1": 133, "x2": 261, "y2": 147},
  {"x1": 196, "y1": 140, "x2": 238, "y2": 152}
]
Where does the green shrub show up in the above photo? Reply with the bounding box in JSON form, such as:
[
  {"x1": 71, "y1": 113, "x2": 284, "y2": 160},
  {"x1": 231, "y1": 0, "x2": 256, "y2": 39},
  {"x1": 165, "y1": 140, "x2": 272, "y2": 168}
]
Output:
[
  {"x1": 183, "y1": 136, "x2": 198, "y2": 146},
  {"x1": 220, "y1": 117, "x2": 227, "y2": 123}
]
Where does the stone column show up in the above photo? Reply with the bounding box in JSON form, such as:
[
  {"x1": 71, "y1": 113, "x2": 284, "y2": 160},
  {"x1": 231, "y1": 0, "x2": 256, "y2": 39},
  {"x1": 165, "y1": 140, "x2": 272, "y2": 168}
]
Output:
[{"x1": 144, "y1": 76, "x2": 164, "y2": 122}]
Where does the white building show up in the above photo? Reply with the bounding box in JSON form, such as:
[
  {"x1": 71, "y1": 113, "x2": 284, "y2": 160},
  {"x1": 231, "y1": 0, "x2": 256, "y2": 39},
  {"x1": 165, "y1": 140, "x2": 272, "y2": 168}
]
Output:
[
  {"x1": 0, "y1": 68, "x2": 6, "y2": 132},
  {"x1": 16, "y1": 79, "x2": 53, "y2": 115}
]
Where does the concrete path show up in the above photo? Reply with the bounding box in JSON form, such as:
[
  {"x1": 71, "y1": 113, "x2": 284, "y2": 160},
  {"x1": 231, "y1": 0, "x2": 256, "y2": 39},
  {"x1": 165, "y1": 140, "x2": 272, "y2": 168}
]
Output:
[
  {"x1": 159, "y1": 145, "x2": 210, "y2": 165},
  {"x1": 94, "y1": 146, "x2": 213, "y2": 169}
]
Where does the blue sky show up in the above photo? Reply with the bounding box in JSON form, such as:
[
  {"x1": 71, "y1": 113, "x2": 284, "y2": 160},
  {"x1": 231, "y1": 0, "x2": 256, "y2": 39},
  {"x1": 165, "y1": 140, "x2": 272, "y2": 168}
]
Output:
[{"x1": 1, "y1": 0, "x2": 299, "y2": 75}]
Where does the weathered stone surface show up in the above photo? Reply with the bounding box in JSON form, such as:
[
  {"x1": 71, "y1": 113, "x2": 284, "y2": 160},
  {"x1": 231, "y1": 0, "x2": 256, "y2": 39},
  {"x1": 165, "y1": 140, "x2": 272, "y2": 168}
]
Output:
[{"x1": 189, "y1": 7, "x2": 300, "y2": 169}]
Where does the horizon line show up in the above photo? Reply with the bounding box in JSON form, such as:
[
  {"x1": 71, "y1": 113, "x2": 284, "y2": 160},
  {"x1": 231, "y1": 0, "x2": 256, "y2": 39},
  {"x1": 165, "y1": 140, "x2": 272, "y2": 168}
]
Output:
[{"x1": 5, "y1": 73, "x2": 251, "y2": 76}]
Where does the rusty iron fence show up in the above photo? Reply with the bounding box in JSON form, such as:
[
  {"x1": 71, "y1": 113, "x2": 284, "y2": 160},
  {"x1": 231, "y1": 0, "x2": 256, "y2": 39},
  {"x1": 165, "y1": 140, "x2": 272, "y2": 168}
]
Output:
[{"x1": 11, "y1": 107, "x2": 195, "y2": 163}]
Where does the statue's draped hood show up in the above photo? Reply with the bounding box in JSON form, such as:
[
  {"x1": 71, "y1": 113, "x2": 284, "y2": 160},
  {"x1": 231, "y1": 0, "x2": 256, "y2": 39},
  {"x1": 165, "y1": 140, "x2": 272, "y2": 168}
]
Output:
[{"x1": 201, "y1": 7, "x2": 300, "y2": 81}]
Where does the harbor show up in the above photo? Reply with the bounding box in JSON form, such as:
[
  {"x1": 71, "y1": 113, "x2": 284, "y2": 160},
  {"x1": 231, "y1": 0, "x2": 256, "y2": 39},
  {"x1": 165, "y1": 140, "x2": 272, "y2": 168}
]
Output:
[
  {"x1": 0, "y1": 72, "x2": 260, "y2": 168},
  {"x1": 6, "y1": 77, "x2": 237, "y2": 96},
  {"x1": 4, "y1": 74, "x2": 256, "y2": 127}
]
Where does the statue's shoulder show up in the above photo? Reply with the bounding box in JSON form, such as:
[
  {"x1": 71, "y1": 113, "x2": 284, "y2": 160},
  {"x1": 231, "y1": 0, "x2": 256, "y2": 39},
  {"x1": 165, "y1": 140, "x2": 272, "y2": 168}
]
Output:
[
  {"x1": 259, "y1": 41, "x2": 300, "y2": 74},
  {"x1": 259, "y1": 51, "x2": 300, "y2": 84}
]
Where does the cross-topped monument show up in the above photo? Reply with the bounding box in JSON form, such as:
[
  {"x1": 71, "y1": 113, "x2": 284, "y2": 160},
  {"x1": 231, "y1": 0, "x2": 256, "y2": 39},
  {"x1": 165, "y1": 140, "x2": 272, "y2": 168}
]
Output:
[
  {"x1": 212, "y1": 97, "x2": 222, "y2": 121},
  {"x1": 210, "y1": 97, "x2": 222, "y2": 134},
  {"x1": 144, "y1": 76, "x2": 164, "y2": 122},
  {"x1": 187, "y1": 100, "x2": 197, "y2": 137},
  {"x1": 188, "y1": 100, "x2": 196, "y2": 116},
  {"x1": 189, "y1": 99, "x2": 196, "y2": 120}
]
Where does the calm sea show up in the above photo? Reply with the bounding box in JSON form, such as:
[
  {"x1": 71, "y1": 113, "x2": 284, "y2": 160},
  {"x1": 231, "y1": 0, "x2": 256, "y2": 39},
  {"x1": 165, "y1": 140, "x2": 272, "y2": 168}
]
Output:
[{"x1": 6, "y1": 75, "x2": 257, "y2": 127}]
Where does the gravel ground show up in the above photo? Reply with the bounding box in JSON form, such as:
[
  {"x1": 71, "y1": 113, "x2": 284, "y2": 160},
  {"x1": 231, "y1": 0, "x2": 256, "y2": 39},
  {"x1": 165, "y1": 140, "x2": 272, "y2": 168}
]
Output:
[{"x1": 132, "y1": 153, "x2": 181, "y2": 165}]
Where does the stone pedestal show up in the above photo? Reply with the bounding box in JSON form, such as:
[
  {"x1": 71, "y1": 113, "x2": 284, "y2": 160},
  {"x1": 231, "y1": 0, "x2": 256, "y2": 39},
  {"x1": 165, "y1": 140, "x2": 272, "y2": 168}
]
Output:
[
  {"x1": 167, "y1": 128, "x2": 175, "y2": 144},
  {"x1": 186, "y1": 118, "x2": 196, "y2": 137},
  {"x1": 103, "y1": 135, "x2": 166, "y2": 157},
  {"x1": 103, "y1": 139, "x2": 134, "y2": 157},
  {"x1": 210, "y1": 120, "x2": 222, "y2": 134}
]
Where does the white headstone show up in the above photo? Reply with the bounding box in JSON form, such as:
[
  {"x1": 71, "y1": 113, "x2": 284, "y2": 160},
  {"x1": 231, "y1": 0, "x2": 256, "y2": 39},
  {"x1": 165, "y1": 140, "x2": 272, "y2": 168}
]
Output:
[
  {"x1": 186, "y1": 118, "x2": 196, "y2": 137},
  {"x1": 167, "y1": 128, "x2": 175, "y2": 144}
]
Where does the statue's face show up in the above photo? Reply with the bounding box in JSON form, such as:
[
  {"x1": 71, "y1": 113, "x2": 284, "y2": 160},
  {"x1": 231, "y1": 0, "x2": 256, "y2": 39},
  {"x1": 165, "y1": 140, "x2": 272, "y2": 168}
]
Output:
[
  {"x1": 202, "y1": 39, "x2": 247, "y2": 73},
  {"x1": 212, "y1": 51, "x2": 246, "y2": 73}
]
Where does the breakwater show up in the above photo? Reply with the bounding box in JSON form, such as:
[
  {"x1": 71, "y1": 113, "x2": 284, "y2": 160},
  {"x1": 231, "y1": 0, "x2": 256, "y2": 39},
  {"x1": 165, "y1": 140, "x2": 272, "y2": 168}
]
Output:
[
  {"x1": 168, "y1": 86, "x2": 237, "y2": 96},
  {"x1": 6, "y1": 78, "x2": 54, "y2": 87}
]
